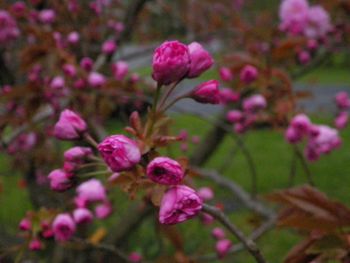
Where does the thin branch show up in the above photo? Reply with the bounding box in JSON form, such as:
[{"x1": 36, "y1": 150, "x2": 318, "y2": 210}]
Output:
[
  {"x1": 202, "y1": 204, "x2": 267, "y2": 263},
  {"x1": 294, "y1": 145, "x2": 314, "y2": 186},
  {"x1": 195, "y1": 168, "x2": 274, "y2": 218}
]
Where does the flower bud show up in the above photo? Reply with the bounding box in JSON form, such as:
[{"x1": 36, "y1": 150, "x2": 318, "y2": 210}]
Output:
[
  {"x1": 197, "y1": 187, "x2": 214, "y2": 201},
  {"x1": 29, "y1": 238, "x2": 42, "y2": 251},
  {"x1": 112, "y1": 61, "x2": 129, "y2": 81},
  {"x1": 54, "y1": 109, "x2": 87, "y2": 140},
  {"x1": 88, "y1": 72, "x2": 106, "y2": 88},
  {"x1": 191, "y1": 80, "x2": 220, "y2": 104},
  {"x1": 335, "y1": 111, "x2": 348, "y2": 130},
  {"x1": 335, "y1": 92, "x2": 350, "y2": 110},
  {"x1": 240, "y1": 65, "x2": 258, "y2": 84},
  {"x1": 219, "y1": 88, "x2": 240, "y2": 104},
  {"x1": 187, "y1": 42, "x2": 213, "y2": 78},
  {"x1": 146, "y1": 157, "x2": 184, "y2": 185},
  {"x1": 77, "y1": 179, "x2": 107, "y2": 203},
  {"x1": 98, "y1": 135, "x2": 141, "y2": 172},
  {"x1": 226, "y1": 110, "x2": 243, "y2": 123},
  {"x1": 152, "y1": 41, "x2": 190, "y2": 85},
  {"x1": 52, "y1": 213, "x2": 76, "y2": 241},
  {"x1": 242, "y1": 94, "x2": 266, "y2": 112},
  {"x1": 219, "y1": 67, "x2": 233, "y2": 82},
  {"x1": 73, "y1": 208, "x2": 93, "y2": 224},
  {"x1": 159, "y1": 185, "x2": 202, "y2": 224},
  {"x1": 48, "y1": 169, "x2": 72, "y2": 192},
  {"x1": 95, "y1": 202, "x2": 113, "y2": 219},
  {"x1": 19, "y1": 218, "x2": 32, "y2": 231},
  {"x1": 216, "y1": 239, "x2": 232, "y2": 259},
  {"x1": 212, "y1": 227, "x2": 226, "y2": 240},
  {"x1": 102, "y1": 40, "x2": 117, "y2": 54}
]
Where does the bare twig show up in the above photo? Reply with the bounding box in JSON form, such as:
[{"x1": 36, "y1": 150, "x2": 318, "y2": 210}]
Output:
[
  {"x1": 194, "y1": 168, "x2": 274, "y2": 218},
  {"x1": 202, "y1": 204, "x2": 267, "y2": 263},
  {"x1": 294, "y1": 145, "x2": 314, "y2": 186}
]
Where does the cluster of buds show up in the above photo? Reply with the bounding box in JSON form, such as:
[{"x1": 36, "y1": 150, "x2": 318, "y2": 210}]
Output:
[
  {"x1": 177, "y1": 129, "x2": 201, "y2": 153},
  {"x1": 334, "y1": 92, "x2": 350, "y2": 130},
  {"x1": 279, "y1": 0, "x2": 332, "y2": 39},
  {"x1": 285, "y1": 114, "x2": 342, "y2": 161},
  {"x1": 219, "y1": 64, "x2": 259, "y2": 86},
  {"x1": 226, "y1": 94, "x2": 267, "y2": 134},
  {"x1": 212, "y1": 227, "x2": 233, "y2": 259}
]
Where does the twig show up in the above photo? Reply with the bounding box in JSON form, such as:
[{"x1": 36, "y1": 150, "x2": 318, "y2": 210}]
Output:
[
  {"x1": 195, "y1": 168, "x2": 274, "y2": 218},
  {"x1": 294, "y1": 145, "x2": 314, "y2": 186},
  {"x1": 202, "y1": 204, "x2": 267, "y2": 263},
  {"x1": 71, "y1": 237, "x2": 132, "y2": 262}
]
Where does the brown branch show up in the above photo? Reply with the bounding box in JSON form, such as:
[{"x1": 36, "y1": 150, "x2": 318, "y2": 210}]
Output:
[{"x1": 202, "y1": 204, "x2": 267, "y2": 263}]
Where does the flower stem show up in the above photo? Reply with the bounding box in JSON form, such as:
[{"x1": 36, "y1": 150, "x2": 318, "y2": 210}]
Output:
[{"x1": 84, "y1": 133, "x2": 99, "y2": 148}]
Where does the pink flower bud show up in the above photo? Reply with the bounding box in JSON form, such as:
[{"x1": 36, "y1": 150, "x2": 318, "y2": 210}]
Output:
[
  {"x1": 80, "y1": 57, "x2": 94, "y2": 71},
  {"x1": 226, "y1": 110, "x2": 243, "y2": 123},
  {"x1": 95, "y1": 202, "x2": 113, "y2": 219},
  {"x1": 73, "y1": 208, "x2": 93, "y2": 224},
  {"x1": 240, "y1": 65, "x2": 258, "y2": 84},
  {"x1": 19, "y1": 218, "x2": 32, "y2": 231},
  {"x1": 67, "y1": 31, "x2": 80, "y2": 45},
  {"x1": 191, "y1": 80, "x2": 220, "y2": 104},
  {"x1": 212, "y1": 227, "x2": 226, "y2": 240},
  {"x1": 219, "y1": 88, "x2": 240, "y2": 104},
  {"x1": 102, "y1": 40, "x2": 117, "y2": 54},
  {"x1": 152, "y1": 41, "x2": 190, "y2": 85},
  {"x1": 0, "y1": 11, "x2": 20, "y2": 45},
  {"x1": 54, "y1": 109, "x2": 87, "y2": 140},
  {"x1": 219, "y1": 67, "x2": 233, "y2": 82},
  {"x1": 178, "y1": 129, "x2": 188, "y2": 141},
  {"x1": 11, "y1": 2, "x2": 27, "y2": 17},
  {"x1": 335, "y1": 92, "x2": 350, "y2": 110},
  {"x1": 192, "y1": 136, "x2": 200, "y2": 144},
  {"x1": 291, "y1": 114, "x2": 311, "y2": 133},
  {"x1": 187, "y1": 42, "x2": 214, "y2": 78},
  {"x1": 52, "y1": 213, "x2": 76, "y2": 241},
  {"x1": 50, "y1": 76, "x2": 65, "y2": 90},
  {"x1": 77, "y1": 179, "x2": 107, "y2": 203},
  {"x1": 38, "y1": 9, "x2": 56, "y2": 24},
  {"x1": 29, "y1": 238, "x2": 42, "y2": 251},
  {"x1": 129, "y1": 252, "x2": 142, "y2": 262},
  {"x1": 112, "y1": 61, "x2": 129, "y2": 81},
  {"x1": 285, "y1": 126, "x2": 303, "y2": 144},
  {"x1": 146, "y1": 157, "x2": 184, "y2": 185},
  {"x1": 48, "y1": 169, "x2": 72, "y2": 192},
  {"x1": 197, "y1": 187, "x2": 214, "y2": 201},
  {"x1": 242, "y1": 94, "x2": 266, "y2": 112},
  {"x1": 64, "y1": 146, "x2": 92, "y2": 162},
  {"x1": 88, "y1": 72, "x2": 106, "y2": 88},
  {"x1": 159, "y1": 185, "x2": 202, "y2": 225},
  {"x1": 298, "y1": 51, "x2": 310, "y2": 64},
  {"x1": 98, "y1": 135, "x2": 141, "y2": 172},
  {"x1": 62, "y1": 64, "x2": 77, "y2": 77},
  {"x1": 335, "y1": 111, "x2": 348, "y2": 129},
  {"x1": 201, "y1": 213, "x2": 214, "y2": 225},
  {"x1": 216, "y1": 239, "x2": 232, "y2": 258}
]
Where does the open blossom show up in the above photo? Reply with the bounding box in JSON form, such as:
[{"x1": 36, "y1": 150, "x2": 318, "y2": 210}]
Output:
[
  {"x1": 279, "y1": 0, "x2": 309, "y2": 35},
  {"x1": 98, "y1": 135, "x2": 141, "y2": 172},
  {"x1": 240, "y1": 65, "x2": 258, "y2": 84},
  {"x1": 191, "y1": 80, "x2": 220, "y2": 104},
  {"x1": 73, "y1": 208, "x2": 93, "y2": 224},
  {"x1": 335, "y1": 112, "x2": 348, "y2": 130},
  {"x1": 112, "y1": 61, "x2": 129, "y2": 81},
  {"x1": 0, "y1": 10, "x2": 20, "y2": 45},
  {"x1": 76, "y1": 179, "x2": 107, "y2": 203},
  {"x1": 52, "y1": 213, "x2": 76, "y2": 241},
  {"x1": 159, "y1": 185, "x2": 203, "y2": 225},
  {"x1": 304, "y1": 5, "x2": 332, "y2": 39},
  {"x1": 152, "y1": 40, "x2": 190, "y2": 85},
  {"x1": 187, "y1": 42, "x2": 214, "y2": 78},
  {"x1": 216, "y1": 239, "x2": 233, "y2": 259},
  {"x1": 242, "y1": 94, "x2": 266, "y2": 112},
  {"x1": 54, "y1": 109, "x2": 87, "y2": 140},
  {"x1": 335, "y1": 92, "x2": 350, "y2": 110},
  {"x1": 146, "y1": 157, "x2": 184, "y2": 185},
  {"x1": 48, "y1": 169, "x2": 72, "y2": 192}
]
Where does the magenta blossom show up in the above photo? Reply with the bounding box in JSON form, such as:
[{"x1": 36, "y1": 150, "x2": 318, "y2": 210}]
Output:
[
  {"x1": 48, "y1": 169, "x2": 72, "y2": 192},
  {"x1": 240, "y1": 65, "x2": 258, "y2": 84},
  {"x1": 39, "y1": 9, "x2": 56, "y2": 24},
  {"x1": 29, "y1": 239, "x2": 42, "y2": 251},
  {"x1": 152, "y1": 40, "x2": 190, "y2": 85},
  {"x1": 67, "y1": 31, "x2": 80, "y2": 45},
  {"x1": 19, "y1": 218, "x2": 32, "y2": 231},
  {"x1": 73, "y1": 208, "x2": 93, "y2": 224},
  {"x1": 88, "y1": 72, "x2": 106, "y2": 88},
  {"x1": 279, "y1": 0, "x2": 309, "y2": 35},
  {"x1": 80, "y1": 57, "x2": 94, "y2": 71},
  {"x1": 291, "y1": 114, "x2": 311, "y2": 134},
  {"x1": 129, "y1": 252, "x2": 142, "y2": 262},
  {"x1": 64, "y1": 146, "x2": 92, "y2": 162},
  {"x1": 54, "y1": 109, "x2": 87, "y2": 140},
  {"x1": 191, "y1": 80, "x2": 220, "y2": 104},
  {"x1": 216, "y1": 239, "x2": 233, "y2": 259},
  {"x1": 146, "y1": 157, "x2": 184, "y2": 185},
  {"x1": 285, "y1": 126, "x2": 303, "y2": 144},
  {"x1": 304, "y1": 5, "x2": 332, "y2": 39},
  {"x1": 112, "y1": 61, "x2": 129, "y2": 81},
  {"x1": 76, "y1": 179, "x2": 107, "y2": 203},
  {"x1": 219, "y1": 88, "x2": 240, "y2": 104},
  {"x1": 98, "y1": 135, "x2": 141, "y2": 172},
  {"x1": 95, "y1": 202, "x2": 113, "y2": 219},
  {"x1": 187, "y1": 42, "x2": 214, "y2": 78},
  {"x1": 219, "y1": 67, "x2": 233, "y2": 82},
  {"x1": 52, "y1": 213, "x2": 76, "y2": 241},
  {"x1": 335, "y1": 112, "x2": 348, "y2": 130},
  {"x1": 335, "y1": 92, "x2": 350, "y2": 110},
  {"x1": 0, "y1": 10, "x2": 20, "y2": 45},
  {"x1": 197, "y1": 187, "x2": 214, "y2": 201},
  {"x1": 242, "y1": 94, "x2": 266, "y2": 112},
  {"x1": 159, "y1": 185, "x2": 203, "y2": 225},
  {"x1": 226, "y1": 110, "x2": 243, "y2": 123},
  {"x1": 102, "y1": 40, "x2": 117, "y2": 54},
  {"x1": 212, "y1": 227, "x2": 226, "y2": 240}
]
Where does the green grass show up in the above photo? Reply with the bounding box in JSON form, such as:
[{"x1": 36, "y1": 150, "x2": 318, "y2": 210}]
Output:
[{"x1": 298, "y1": 68, "x2": 350, "y2": 85}]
